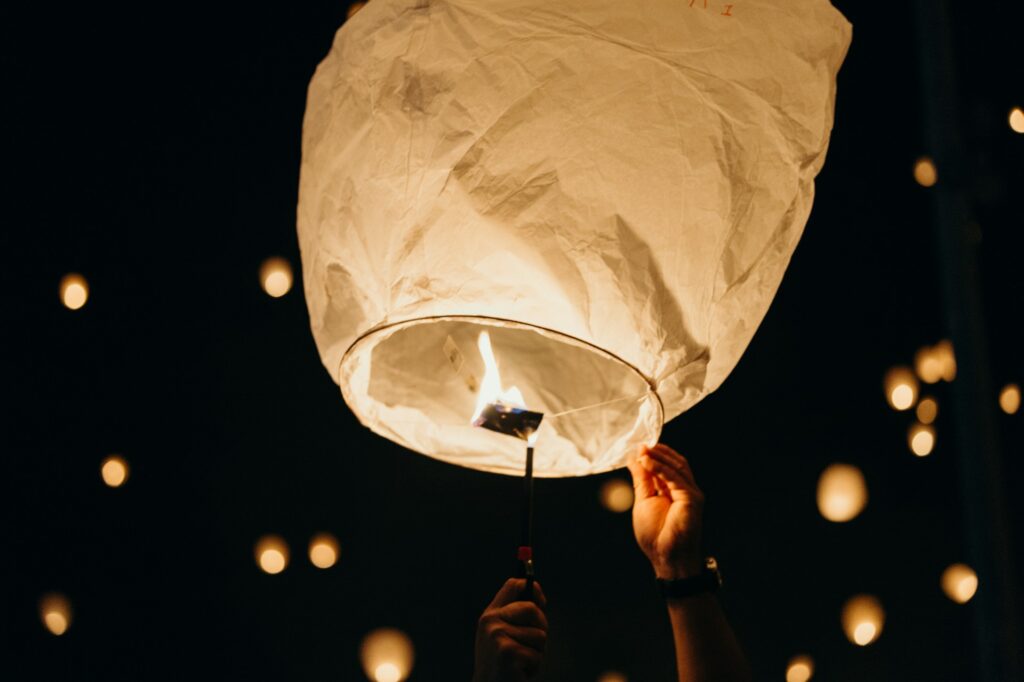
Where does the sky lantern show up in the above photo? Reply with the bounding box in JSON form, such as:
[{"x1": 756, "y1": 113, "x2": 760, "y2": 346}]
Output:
[
  {"x1": 786, "y1": 655, "x2": 815, "y2": 682},
  {"x1": 817, "y1": 464, "x2": 868, "y2": 522},
  {"x1": 297, "y1": 0, "x2": 851, "y2": 478},
  {"x1": 884, "y1": 366, "x2": 918, "y2": 411},
  {"x1": 255, "y1": 535, "x2": 290, "y2": 575},
  {"x1": 841, "y1": 594, "x2": 885, "y2": 646},
  {"x1": 39, "y1": 593, "x2": 72, "y2": 636},
  {"x1": 941, "y1": 563, "x2": 978, "y2": 604},
  {"x1": 360, "y1": 628, "x2": 415, "y2": 682}
]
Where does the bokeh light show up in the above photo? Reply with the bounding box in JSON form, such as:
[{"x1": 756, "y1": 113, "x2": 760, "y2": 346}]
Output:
[
  {"x1": 100, "y1": 455, "x2": 129, "y2": 487},
  {"x1": 933, "y1": 340, "x2": 956, "y2": 382},
  {"x1": 999, "y1": 384, "x2": 1020, "y2": 415},
  {"x1": 39, "y1": 593, "x2": 72, "y2": 636},
  {"x1": 597, "y1": 672, "x2": 628, "y2": 682},
  {"x1": 884, "y1": 366, "x2": 918, "y2": 411},
  {"x1": 1010, "y1": 107, "x2": 1024, "y2": 134},
  {"x1": 941, "y1": 563, "x2": 978, "y2": 604},
  {"x1": 909, "y1": 423, "x2": 936, "y2": 457},
  {"x1": 914, "y1": 156, "x2": 938, "y2": 187},
  {"x1": 361, "y1": 628, "x2": 414, "y2": 682},
  {"x1": 308, "y1": 533, "x2": 340, "y2": 569},
  {"x1": 259, "y1": 257, "x2": 293, "y2": 298},
  {"x1": 915, "y1": 346, "x2": 942, "y2": 384},
  {"x1": 786, "y1": 655, "x2": 814, "y2": 682},
  {"x1": 816, "y1": 464, "x2": 868, "y2": 522},
  {"x1": 255, "y1": 535, "x2": 289, "y2": 574},
  {"x1": 916, "y1": 396, "x2": 938, "y2": 424},
  {"x1": 60, "y1": 273, "x2": 89, "y2": 310},
  {"x1": 599, "y1": 478, "x2": 634, "y2": 513},
  {"x1": 842, "y1": 594, "x2": 885, "y2": 646}
]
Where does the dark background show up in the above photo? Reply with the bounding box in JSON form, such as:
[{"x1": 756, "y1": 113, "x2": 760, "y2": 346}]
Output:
[{"x1": 3, "y1": 1, "x2": 1022, "y2": 680}]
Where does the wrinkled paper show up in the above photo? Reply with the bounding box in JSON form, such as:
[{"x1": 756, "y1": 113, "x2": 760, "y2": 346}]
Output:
[{"x1": 297, "y1": 0, "x2": 851, "y2": 476}]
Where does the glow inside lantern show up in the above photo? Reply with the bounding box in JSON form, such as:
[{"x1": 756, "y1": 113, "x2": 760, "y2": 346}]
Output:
[
  {"x1": 842, "y1": 594, "x2": 885, "y2": 646},
  {"x1": 297, "y1": 0, "x2": 851, "y2": 476}
]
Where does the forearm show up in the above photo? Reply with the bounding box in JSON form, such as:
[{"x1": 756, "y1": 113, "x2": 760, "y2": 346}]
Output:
[{"x1": 666, "y1": 594, "x2": 751, "y2": 682}]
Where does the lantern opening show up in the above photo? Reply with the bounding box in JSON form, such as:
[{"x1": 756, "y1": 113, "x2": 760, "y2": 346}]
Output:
[{"x1": 339, "y1": 316, "x2": 662, "y2": 477}]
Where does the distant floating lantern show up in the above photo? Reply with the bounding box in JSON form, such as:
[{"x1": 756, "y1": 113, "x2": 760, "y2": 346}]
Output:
[
  {"x1": 914, "y1": 156, "x2": 938, "y2": 187},
  {"x1": 841, "y1": 594, "x2": 884, "y2": 646},
  {"x1": 597, "y1": 672, "x2": 628, "y2": 682},
  {"x1": 60, "y1": 273, "x2": 89, "y2": 310},
  {"x1": 1010, "y1": 107, "x2": 1024, "y2": 134},
  {"x1": 599, "y1": 478, "x2": 634, "y2": 513},
  {"x1": 999, "y1": 384, "x2": 1020, "y2": 415},
  {"x1": 255, "y1": 535, "x2": 289, "y2": 574},
  {"x1": 360, "y1": 628, "x2": 414, "y2": 682},
  {"x1": 941, "y1": 563, "x2": 978, "y2": 604},
  {"x1": 914, "y1": 346, "x2": 942, "y2": 384},
  {"x1": 916, "y1": 396, "x2": 938, "y2": 425},
  {"x1": 308, "y1": 533, "x2": 340, "y2": 569},
  {"x1": 39, "y1": 593, "x2": 72, "y2": 636},
  {"x1": 932, "y1": 340, "x2": 956, "y2": 382},
  {"x1": 100, "y1": 455, "x2": 129, "y2": 487},
  {"x1": 817, "y1": 463, "x2": 868, "y2": 522},
  {"x1": 260, "y1": 257, "x2": 293, "y2": 298},
  {"x1": 786, "y1": 655, "x2": 815, "y2": 682},
  {"x1": 297, "y1": 0, "x2": 851, "y2": 477},
  {"x1": 908, "y1": 423, "x2": 936, "y2": 457},
  {"x1": 884, "y1": 366, "x2": 918, "y2": 411}
]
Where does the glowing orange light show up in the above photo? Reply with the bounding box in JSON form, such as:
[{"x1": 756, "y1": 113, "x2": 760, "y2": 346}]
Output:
[
  {"x1": 916, "y1": 397, "x2": 938, "y2": 425},
  {"x1": 817, "y1": 464, "x2": 868, "y2": 523},
  {"x1": 361, "y1": 628, "x2": 414, "y2": 682},
  {"x1": 842, "y1": 594, "x2": 884, "y2": 646},
  {"x1": 941, "y1": 563, "x2": 978, "y2": 604},
  {"x1": 1010, "y1": 107, "x2": 1024, "y2": 134},
  {"x1": 999, "y1": 384, "x2": 1020, "y2": 415},
  {"x1": 914, "y1": 157, "x2": 937, "y2": 187},
  {"x1": 259, "y1": 257, "x2": 293, "y2": 298},
  {"x1": 786, "y1": 655, "x2": 814, "y2": 682},
  {"x1": 39, "y1": 593, "x2": 72, "y2": 636},
  {"x1": 915, "y1": 346, "x2": 942, "y2": 384},
  {"x1": 908, "y1": 423, "x2": 936, "y2": 457},
  {"x1": 308, "y1": 533, "x2": 340, "y2": 569},
  {"x1": 100, "y1": 455, "x2": 129, "y2": 487},
  {"x1": 255, "y1": 535, "x2": 289, "y2": 574},
  {"x1": 598, "y1": 673, "x2": 628, "y2": 682},
  {"x1": 884, "y1": 366, "x2": 918, "y2": 411},
  {"x1": 60, "y1": 273, "x2": 89, "y2": 310},
  {"x1": 600, "y1": 479, "x2": 634, "y2": 513},
  {"x1": 933, "y1": 340, "x2": 956, "y2": 382}
]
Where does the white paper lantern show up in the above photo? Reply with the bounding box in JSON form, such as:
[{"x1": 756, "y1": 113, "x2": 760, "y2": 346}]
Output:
[{"x1": 298, "y1": 0, "x2": 851, "y2": 476}]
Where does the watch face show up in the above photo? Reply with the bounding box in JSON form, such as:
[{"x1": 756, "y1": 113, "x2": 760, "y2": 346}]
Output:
[{"x1": 705, "y1": 556, "x2": 723, "y2": 586}]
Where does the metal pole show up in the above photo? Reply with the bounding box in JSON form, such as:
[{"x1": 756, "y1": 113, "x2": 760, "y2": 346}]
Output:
[{"x1": 912, "y1": 2, "x2": 1023, "y2": 679}]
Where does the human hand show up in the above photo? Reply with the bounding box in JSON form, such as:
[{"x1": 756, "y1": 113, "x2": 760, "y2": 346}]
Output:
[
  {"x1": 472, "y1": 578, "x2": 548, "y2": 682},
  {"x1": 627, "y1": 444, "x2": 705, "y2": 579}
]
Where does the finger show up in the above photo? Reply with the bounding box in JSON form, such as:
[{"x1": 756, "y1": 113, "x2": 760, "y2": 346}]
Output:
[
  {"x1": 489, "y1": 578, "x2": 527, "y2": 609},
  {"x1": 653, "y1": 473, "x2": 672, "y2": 499},
  {"x1": 496, "y1": 624, "x2": 547, "y2": 651},
  {"x1": 648, "y1": 444, "x2": 698, "y2": 488},
  {"x1": 490, "y1": 579, "x2": 547, "y2": 610},
  {"x1": 498, "y1": 601, "x2": 549, "y2": 630},
  {"x1": 641, "y1": 454, "x2": 694, "y2": 494},
  {"x1": 496, "y1": 635, "x2": 543, "y2": 675},
  {"x1": 627, "y1": 447, "x2": 658, "y2": 499}
]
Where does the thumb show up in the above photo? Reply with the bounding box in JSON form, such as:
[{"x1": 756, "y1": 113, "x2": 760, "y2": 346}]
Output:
[{"x1": 627, "y1": 447, "x2": 657, "y2": 499}]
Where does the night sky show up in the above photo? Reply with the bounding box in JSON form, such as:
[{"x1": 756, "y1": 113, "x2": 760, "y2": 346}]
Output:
[{"x1": 4, "y1": 1, "x2": 1022, "y2": 680}]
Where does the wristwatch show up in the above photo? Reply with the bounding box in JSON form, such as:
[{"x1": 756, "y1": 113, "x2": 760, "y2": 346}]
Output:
[{"x1": 656, "y1": 557, "x2": 723, "y2": 599}]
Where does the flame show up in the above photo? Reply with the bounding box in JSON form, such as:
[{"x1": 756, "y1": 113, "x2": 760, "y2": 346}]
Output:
[{"x1": 471, "y1": 332, "x2": 525, "y2": 423}]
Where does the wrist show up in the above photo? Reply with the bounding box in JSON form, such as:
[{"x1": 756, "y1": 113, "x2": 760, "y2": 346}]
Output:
[{"x1": 652, "y1": 555, "x2": 703, "y2": 580}]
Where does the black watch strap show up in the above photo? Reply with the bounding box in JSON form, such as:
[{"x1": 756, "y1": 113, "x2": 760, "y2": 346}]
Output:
[{"x1": 656, "y1": 557, "x2": 722, "y2": 599}]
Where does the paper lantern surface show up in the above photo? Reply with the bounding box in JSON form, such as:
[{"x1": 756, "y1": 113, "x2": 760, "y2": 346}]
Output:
[{"x1": 298, "y1": 0, "x2": 851, "y2": 476}]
